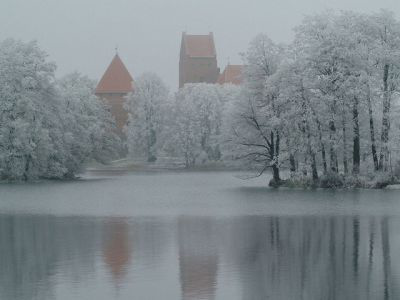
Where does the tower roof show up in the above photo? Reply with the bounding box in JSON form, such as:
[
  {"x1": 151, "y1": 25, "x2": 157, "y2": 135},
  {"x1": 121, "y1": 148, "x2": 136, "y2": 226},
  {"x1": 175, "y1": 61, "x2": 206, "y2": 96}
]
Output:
[
  {"x1": 181, "y1": 32, "x2": 216, "y2": 58},
  {"x1": 95, "y1": 54, "x2": 134, "y2": 94},
  {"x1": 218, "y1": 64, "x2": 244, "y2": 85}
]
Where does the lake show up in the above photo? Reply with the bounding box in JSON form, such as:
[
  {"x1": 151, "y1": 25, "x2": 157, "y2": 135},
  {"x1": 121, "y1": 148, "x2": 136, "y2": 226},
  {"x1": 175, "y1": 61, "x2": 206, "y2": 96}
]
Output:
[{"x1": 0, "y1": 170, "x2": 400, "y2": 300}]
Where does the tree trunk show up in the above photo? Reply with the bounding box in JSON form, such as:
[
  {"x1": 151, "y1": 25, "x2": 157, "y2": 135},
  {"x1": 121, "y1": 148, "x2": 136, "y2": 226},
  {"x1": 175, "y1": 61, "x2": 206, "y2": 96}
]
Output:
[
  {"x1": 317, "y1": 117, "x2": 327, "y2": 175},
  {"x1": 147, "y1": 128, "x2": 157, "y2": 162},
  {"x1": 321, "y1": 143, "x2": 328, "y2": 175},
  {"x1": 342, "y1": 114, "x2": 348, "y2": 175},
  {"x1": 312, "y1": 106, "x2": 327, "y2": 175},
  {"x1": 306, "y1": 120, "x2": 318, "y2": 181},
  {"x1": 286, "y1": 134, "x2": 296, "y2": 177},
  {"x1": 272, "y1": 164, "x2": 280, "y2": 183},
  {"x1": 270, "y1": 130, "x2": 281, "y2": 184},
  {"x1": 367, "y1": 84, "x2": 379, "y2": 171},
  {"x1": 310, "y1": 152, "x2": 318, "y2": 181},
  {"x1": 379, "y1": 64, "x2": 391, "y2": 171},
  {"x1": 289, "y1": 153, "x2": 296, "y2": 176},
  {"x1": 329, "y1": 119, "x2": 338, "y2": 173},
  {"x1": 274, "y1": 130, "x2": 281, "y2": 182},
  {"x1": 302, "y1": 89, "x2": 318, "y2": 180},
  {"x1": 352, "y1": 96, "x2": 360, "y2": 174},
  {"x1": 23, "y1": 154, "x2": 32, "y2": 181}
]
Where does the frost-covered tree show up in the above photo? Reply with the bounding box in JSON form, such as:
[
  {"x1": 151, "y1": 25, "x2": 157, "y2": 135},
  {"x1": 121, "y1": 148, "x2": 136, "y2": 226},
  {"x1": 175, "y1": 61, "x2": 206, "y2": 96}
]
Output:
[
  {"x1": 57, "y1": 72, "x2": 121, "y2": 171},
  {"x1": 227, "y1": 11, "x2": 400, "y2": 187},
  {"x1": 228, "y1": 34, "x2": 284, "y2": 184},
  {"x1": 166, "y1": 88, "x2": 201, "y2": 167},
  {"x1": 0, "y1": 39, "x2": 121, "y2": 181},
  {"x1": 366, "y1": 11, "x2": 400, "y2": 171},
  {"x1": 293, "y1": 11, "x2": 400, "y2": 175},
  {"x1": 125, "y1": 73, "x2": 169, "y2": 162},
  {"x1": 0, "y1": 39, "x2": 62, "y2": 180},
  {"x1": 295, "y1": 12, "x2": 351, "y2": 174},
  {"x1": 164, "y1": 83, "x2": 235, "y2": 167},
  {"x1": 275, "y1": 57, "x2": 321, "y2": 180}
]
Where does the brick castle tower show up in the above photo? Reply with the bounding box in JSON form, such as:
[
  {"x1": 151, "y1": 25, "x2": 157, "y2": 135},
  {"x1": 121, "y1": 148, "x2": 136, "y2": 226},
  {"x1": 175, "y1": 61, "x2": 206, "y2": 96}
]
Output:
[
  {"x1": 179, "y1": 32, "x2": 220, "y2": 88},
  {"x1": 95, "y1": 53, "x2": 134, "y2": 134}
]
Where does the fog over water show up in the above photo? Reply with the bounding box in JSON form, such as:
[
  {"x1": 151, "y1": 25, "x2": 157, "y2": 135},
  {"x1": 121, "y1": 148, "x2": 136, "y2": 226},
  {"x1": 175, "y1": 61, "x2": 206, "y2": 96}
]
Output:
[
  {"x1": 1, "y1": 171, "x2": 400, "y2": 299},
  {"x1": 1, "y1": 0, "x2": 399, "y2": 89}
]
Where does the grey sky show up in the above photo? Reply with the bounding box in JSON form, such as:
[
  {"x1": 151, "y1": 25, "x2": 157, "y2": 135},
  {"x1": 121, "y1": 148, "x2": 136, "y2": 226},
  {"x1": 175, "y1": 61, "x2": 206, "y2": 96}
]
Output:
[{"x1": 1, "y1": 0, "x2": 399, "y2": 90}]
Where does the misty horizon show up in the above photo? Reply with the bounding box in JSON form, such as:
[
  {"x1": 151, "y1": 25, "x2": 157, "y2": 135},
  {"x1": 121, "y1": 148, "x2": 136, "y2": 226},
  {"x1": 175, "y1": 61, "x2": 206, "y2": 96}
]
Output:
[{"x1": 1, "y1": 0, "x2": 399, "y2": 89}]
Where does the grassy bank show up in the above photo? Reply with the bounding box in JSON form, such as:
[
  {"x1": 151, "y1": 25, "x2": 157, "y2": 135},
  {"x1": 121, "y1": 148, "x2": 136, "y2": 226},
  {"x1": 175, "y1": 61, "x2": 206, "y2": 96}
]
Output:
[{"x1": 273, "y1": 173, "x2": 400, "y2": 189}]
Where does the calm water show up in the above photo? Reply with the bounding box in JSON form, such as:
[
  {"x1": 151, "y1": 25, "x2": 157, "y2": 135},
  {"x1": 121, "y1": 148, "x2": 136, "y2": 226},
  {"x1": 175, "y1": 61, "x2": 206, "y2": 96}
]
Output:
[{"x1": 1, "y1": 171, "x2": 400, "y2": 300}]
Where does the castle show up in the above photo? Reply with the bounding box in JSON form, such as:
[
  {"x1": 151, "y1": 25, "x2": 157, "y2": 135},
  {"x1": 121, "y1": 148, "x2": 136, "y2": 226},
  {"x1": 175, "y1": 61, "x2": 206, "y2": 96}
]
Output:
[
  {"x1": 179, "y1": 32, "x2": 220, "y2": 88},
  {"x1": 95, "y1": 53, "x2": 134, "y2": 134},
  {"x1": 95, "y1": 32, "x2": 243, "y2": 133},
  {"x1": 179, "y1": 32, "x2": 244, "y2": 87}
]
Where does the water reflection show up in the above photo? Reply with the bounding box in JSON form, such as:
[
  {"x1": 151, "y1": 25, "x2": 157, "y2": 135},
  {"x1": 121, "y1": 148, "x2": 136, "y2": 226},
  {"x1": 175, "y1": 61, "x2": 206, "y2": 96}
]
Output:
[
  {"x1": 223, "y1": 216, "x2": 399, "y2": 300},
  {"x1": 178, "y1": 217, "x2": 218, "y2": 300},
  {"x1": 103, "y1": 219, "x2": 131, "y2": 284},
  {"x1": 0, "y1": 215, "x2": 99, "y2": 300},
  {"x1": 0, "y1": 214, "x2": 399, "y2": 299}
]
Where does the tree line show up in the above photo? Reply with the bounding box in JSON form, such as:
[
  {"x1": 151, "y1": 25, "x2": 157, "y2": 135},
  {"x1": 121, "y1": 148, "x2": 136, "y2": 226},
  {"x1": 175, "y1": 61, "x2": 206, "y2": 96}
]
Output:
[
  {"x1": 230, "y1": 10, "x2": 400, "y2": 186},
  {"x1": 126, "y1": 10, "x2": 400, "y2": 187},
  {"x1": 2, "y1": 9, "x2": 400, "y2": 186}
]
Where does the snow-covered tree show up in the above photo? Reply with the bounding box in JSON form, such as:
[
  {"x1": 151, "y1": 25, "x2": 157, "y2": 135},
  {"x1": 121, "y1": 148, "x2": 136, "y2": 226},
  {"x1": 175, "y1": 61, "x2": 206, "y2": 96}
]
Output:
[
  {"x1": 366, "y1": 10, "x2": 400, "y2": 171},
  {"x1": 228, "y1": 34, "x2": 284, "y2": 184},
  {"x1": 0, "y1": 39, "x2": 121, "y2": 181},
  {"x1": 0, "y1": 39, "x2": 62, "y2": 180},
  {"x1": 226, "y1": 10, "x2": 400, "y2": 186},
  {"x1": 166, "y1": 87, "x2": 201, "y2": 167},
  {"x1": 293, "y1": 10, "x2": 400, "y2": 175},
  {"x1": 57, "y1": 72, "x2": 122, "y2": 171},
  {"x1": 164, "y1": 83, "x2": 236, "y2": 167},
  {"x1": 124, "y1": 73, "x2": 169, "y2": 162}
]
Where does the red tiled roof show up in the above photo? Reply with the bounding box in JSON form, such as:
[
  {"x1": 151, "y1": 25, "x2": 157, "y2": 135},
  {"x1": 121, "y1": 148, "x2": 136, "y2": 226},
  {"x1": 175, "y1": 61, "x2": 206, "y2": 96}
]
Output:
[
  {"x1": 95, "y1": 54, "x2": 134, "y2": 94},
  {"x1": 218, "y1": 65, "x2": 244, "y2": 85},
  {"x1": 182, "y1": 33, "x2": 216, "y2": 58}
]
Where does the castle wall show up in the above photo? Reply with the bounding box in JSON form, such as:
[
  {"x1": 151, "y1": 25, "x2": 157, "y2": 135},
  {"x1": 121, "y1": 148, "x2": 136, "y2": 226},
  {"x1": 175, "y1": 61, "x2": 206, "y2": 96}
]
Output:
[{"x1": 180, "y1": 57, "x2": 219, "y2": 88}]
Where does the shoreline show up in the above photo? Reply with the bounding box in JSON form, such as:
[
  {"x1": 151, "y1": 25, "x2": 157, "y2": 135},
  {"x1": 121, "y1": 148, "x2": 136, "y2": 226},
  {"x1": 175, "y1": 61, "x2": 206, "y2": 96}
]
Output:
[
  {"x1": 275, "y1": 173, "x2": 400, "y2": 190},
  {"x1": 3, "y1": 158, "x2": 400, "y2": 191}
]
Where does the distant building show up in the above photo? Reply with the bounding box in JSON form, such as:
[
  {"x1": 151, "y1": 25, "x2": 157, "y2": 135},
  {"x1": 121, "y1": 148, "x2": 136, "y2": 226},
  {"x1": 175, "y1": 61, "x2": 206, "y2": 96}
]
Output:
[
  {"x1": 217, "y1": 64, "x2": 244, "y2": 85},
  {"x1": 95, "y1": 53, "x2": 134, "y2": 134},
  {"x1": 179, "y1": 32, "x2": 220, "y2": 88}
]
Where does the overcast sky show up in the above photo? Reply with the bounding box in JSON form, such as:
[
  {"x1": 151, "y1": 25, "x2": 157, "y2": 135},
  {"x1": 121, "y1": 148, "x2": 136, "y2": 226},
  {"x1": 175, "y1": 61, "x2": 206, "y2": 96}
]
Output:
[{"x1": 1, "y1": 0, "x2": 400, "y2": 90}]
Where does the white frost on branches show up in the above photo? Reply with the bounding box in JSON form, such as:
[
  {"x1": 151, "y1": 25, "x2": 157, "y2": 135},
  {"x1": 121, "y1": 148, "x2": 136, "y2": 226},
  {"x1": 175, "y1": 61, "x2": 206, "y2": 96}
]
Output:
[{"x1": 0, "y1": 39, "x2": 121, "y2": 181}]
